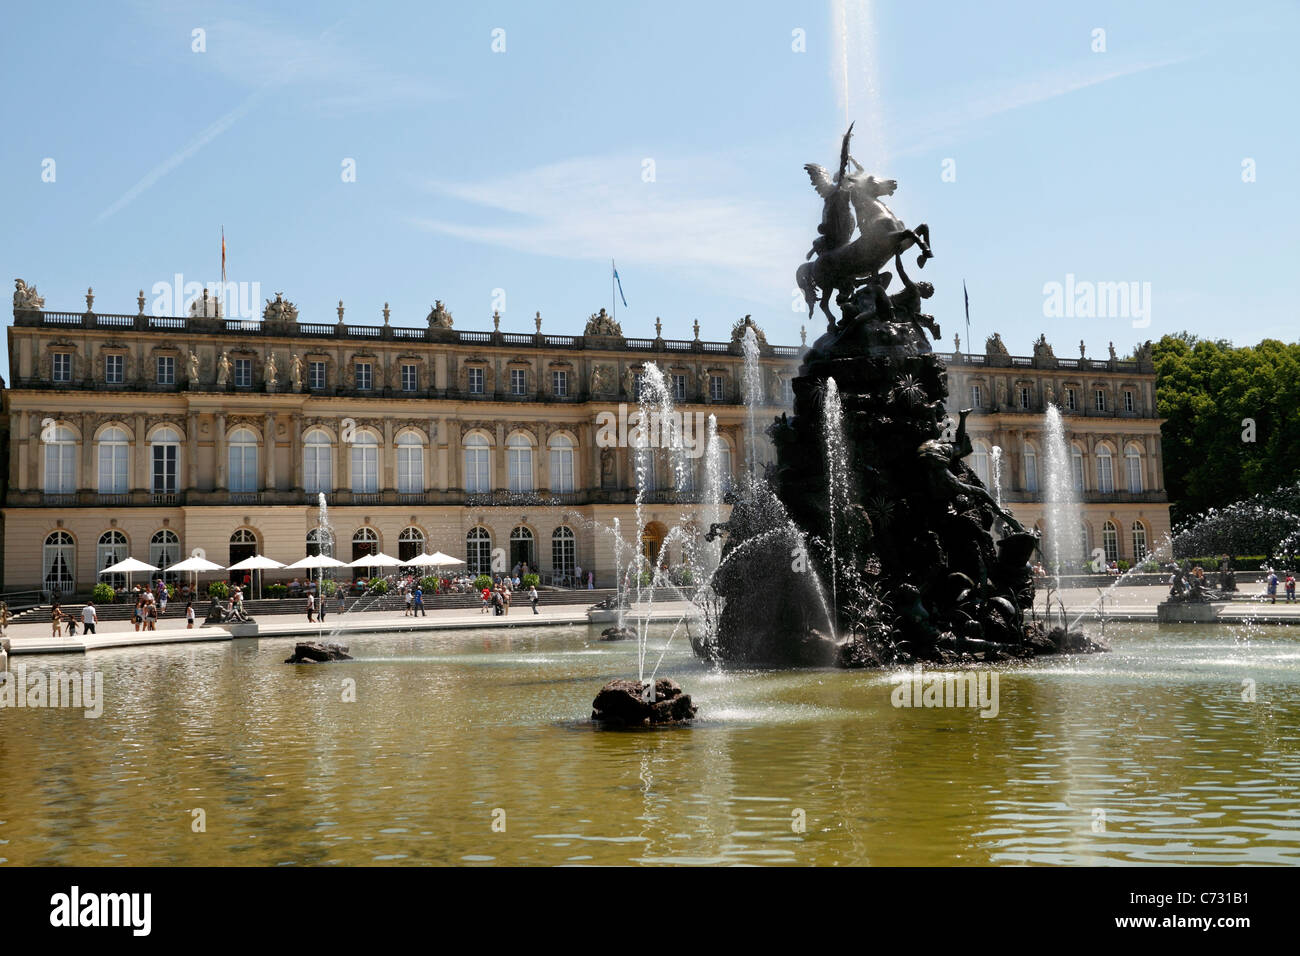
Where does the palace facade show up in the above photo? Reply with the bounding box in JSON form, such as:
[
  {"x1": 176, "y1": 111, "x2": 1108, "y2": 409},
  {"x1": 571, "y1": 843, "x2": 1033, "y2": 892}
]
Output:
[{"x1": 1, "y1": 285, "x2": 1171, "y2": 592}]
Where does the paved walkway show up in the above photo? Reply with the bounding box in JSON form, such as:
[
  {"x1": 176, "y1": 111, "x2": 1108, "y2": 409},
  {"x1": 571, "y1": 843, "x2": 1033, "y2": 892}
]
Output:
[
  {"x1": 1, "y1": 600, "x2": 699, "y2": 656},
  {"x1": 5, "y1": 586, "x2": 1299, "y2": 656}
]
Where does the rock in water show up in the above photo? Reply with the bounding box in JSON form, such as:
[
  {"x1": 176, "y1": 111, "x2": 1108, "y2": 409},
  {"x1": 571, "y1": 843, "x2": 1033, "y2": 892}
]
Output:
[
  {"x1": 284, "y1": 641, "x2": 353, "y2": 664},
  {"x1": 591, "y1": 678, "x2": 698, "y2": 726},
  {"x1": 600, "y1": 626, "x2": 636, "y2": 641}
]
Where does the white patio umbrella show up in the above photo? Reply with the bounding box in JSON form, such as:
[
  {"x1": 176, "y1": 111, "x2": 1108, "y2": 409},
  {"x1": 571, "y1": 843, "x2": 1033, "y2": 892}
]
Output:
[
  {"x1": 164, "y1": 555, "x2": 225, "y2": 601},
  {"x1": 285, "y1": 553, "x2": 350, "y2": 639},
  {"x1": 98, "y1": 556, "x2": 159, "y2": 596},
  {"x1": 225, "y1": 554, "x2": 286, "y2": 600},
  {"x1": 405, "y1": 551, "x2": 465, "y2": 568},
  {"x1": 347, "y1": 551, "x2": 403, "y2": 568}
]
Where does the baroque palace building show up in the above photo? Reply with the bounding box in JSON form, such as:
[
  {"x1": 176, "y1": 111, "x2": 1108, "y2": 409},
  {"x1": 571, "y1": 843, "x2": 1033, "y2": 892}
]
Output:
[{"x1": 1, "y1": 282, "x2": 1171, "y2": 593}]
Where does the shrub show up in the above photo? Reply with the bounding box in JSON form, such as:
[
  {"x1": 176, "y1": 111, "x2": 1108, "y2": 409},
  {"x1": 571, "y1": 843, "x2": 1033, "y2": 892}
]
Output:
[
  {"x1": 418, "y1": 576, "x2": 440, "y2": 593},
  {"x1": 207, "y1": 580, "x2": 230, "y2": 599},
  {"x1": 638, "y1": 569, "x2": 654, "y2": 587},
  {"x1": 523, "y1": 573, "x2": 540, "y2": 589},
  {"x1": 1117, "y1": 560, "x2": 1131, "y2": 573},
  {"x1": 474, "y1": 574, "x2": 493, "y2": 591},
  {"x1": 265, "y1": 583, "x2": 288, "y2": 599},
  {"x1": 92, "y1": 582, "x2": 117, "y2": 604},
  {"x1": 322, "y1": 578, "x2": 338, "y2": 597},
  {"x1": 668, "y1": 566, "x2": 694, "y2": 586},
  {"x1": 367, "y1": 578, "x2": 389, "y2": 595}
]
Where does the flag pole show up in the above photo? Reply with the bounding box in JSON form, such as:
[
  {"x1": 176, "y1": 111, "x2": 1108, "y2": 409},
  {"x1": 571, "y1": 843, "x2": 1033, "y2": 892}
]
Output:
[
  {"x1": 963, "y1": 279, "x2": 971, "y2": 358},
  {"x1": 611, "y1": 259, "x2": 616, "y2": 323}
]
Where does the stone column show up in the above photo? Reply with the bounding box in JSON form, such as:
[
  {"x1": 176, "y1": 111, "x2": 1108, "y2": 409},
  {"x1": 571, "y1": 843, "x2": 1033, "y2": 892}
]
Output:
[
  {"x1": 337, "y1": 420, "x2": 349, "y2": 493},
  {"x1": 187, "y1": 411, "x2": 200, "y2": 492},
  {"x1": 214, "y1": 413, "x2": 227, "y2": 491},
  {"x1": 427, "y1": 419, "x2": 437, "y2": 491},
  {"x1": 382, "y1": 418, "x2": 395, "y2": 491},
  {"x1": 446, "y1": 418, "x2": 460, "y2": 491},
  {"x1": 27, "y1": 412, "x2": 40, "y2": 490},
  {"x1": 264, "y1": 412, "x2": 277, "y2": 491},
  {"x1": 290, "y1": 414, "x2": 303, "y2": 491},
  {"x1": 494, "y1": 422, "x2": 506, "y2": 491},
  {"x1": 80, "y1": 412, "x2": 94, "y2": 492},
  {"x1": 134, "y1": 413, "x2": 148, "y2": 492}
]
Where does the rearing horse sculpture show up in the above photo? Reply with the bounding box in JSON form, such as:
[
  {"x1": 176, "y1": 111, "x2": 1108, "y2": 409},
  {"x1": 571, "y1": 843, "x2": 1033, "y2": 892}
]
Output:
[{"x1": 796, "y1": 128, "x2": 933, "y2": 327}]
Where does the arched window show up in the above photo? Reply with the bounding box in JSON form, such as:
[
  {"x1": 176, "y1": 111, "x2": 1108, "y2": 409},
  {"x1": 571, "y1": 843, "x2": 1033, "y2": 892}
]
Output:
[
  {"x1": 350, "y1": 430, "x2": 379, "y2": 494},
  {"x1": 1070, "y1": 443, "x2": 1085, "y2": 493},
  {"x1": 507, "y1": 432, "x2": 533, "y2": 493},
  {"x1": 510, "y1": 526, "x2": 535, "y2": 571},
  {"x1": 306, "y1": 527, "x2": 335, "y2": 558},
  {"x1": 150, "y1": 529, "x2": 180, "y2": 579},
  {"x1": 303, "y1": 429, "x2": 333, "y2": 495},
  {"x1": 151, "y1": 426, "x2": 180, "y2": 495},
  {"x1": 228, "y1": 427, "x2": 259, "y2": 493},
  {"x1": 1125, "y1": 444, "x2": 1144, "y2": 494},
  {"x1": 43, "y1": 530, "x2": 75, "y2": 592},
  {"x1": 971, "y1": 441, "x2": 991, "y2": 487},
  {"x1": 97, "y1": 530, "x2": 129, "y2": 589},
  {"x1": 548, "y1": 434, "x2": 575, "y2": 493},
  {"x1": 229, "y1": 528, "x2": 257, "y2": 576},
  {"x1": 1096, "y1": 445, "x2": 1115, "y2": 495},
  {"x1": 97, "y1": 426, "x2": 129, "y2": 494},
  {"x1": 396, "y1": 431, "x2": 424, "y2": 495},
  {"x1": 1023, "y1": 443, "x2": 1038, "y2": 494},
  {"x1": 398, "y1": 526, "x2": 425, "y2": 562},
  {"x1": 464, "y1": 433, "x2": 490, "y2": 494},
  {"x1": 1132, "y1": 521, "x2": 1148, "y2": 562},
  {"x1": 466, "y1": 526, "x2": 492, "y2": 574},
  {"x1": 552, "y1": 526, "x2": 576, "y2": 576},
  {"x1": 1102, "y1": 520, "x2": 1119, "y2": 563},
  {"x1": 44, "y1": 424, "x2": 76, "y2": 494},
  {"x1": 352, "y1": 527, "x2": 379, "y2": 572}
]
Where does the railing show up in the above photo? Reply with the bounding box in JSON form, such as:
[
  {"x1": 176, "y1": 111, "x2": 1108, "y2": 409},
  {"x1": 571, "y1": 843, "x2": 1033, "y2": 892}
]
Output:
[
  {"x1": 40, "y1": 311, "x2": 83, "y2": 325},
  {"x1": 98, "y1": 314, "x2": 134, "y2": 327},
  {"x1": 150, "y1": 492, "x2": 180, "y2": 505},
  {"x1": 544, "y1": 335, "x2": 578, "y2": 348},
  {"x1": 350, "y1": 325, "x2": 381, "y2": 337},
  {"x1": 223, "y1": 319, "x2": 262, "y2": 333},
  {"x1": 396, "y1": 492, "x2": 429, "y2": 505},
  {"x1": 624, "y1": 338, "x2": 654, "y2": 350},
  {"x1": 393, "y1": 327, "x2": 425, "y2": 339},
  {"x1": 701, "y1": 341, "x2": 730, "y2": 353},
  {"x1": 96, "y1": 493, "x2": 132, "y2": 506},
  {"x1": 663, "y1": 340, "x2": 694, "y2": 351},
  {"x1": 351, "y1": 492, "x2": 382, "y2": 505},
  {"x1": 458, "y1": 331, "x2": 491, "y2": 343},
  {"x1": 42, "y1": 493, "x2": 77, "y2": 506},
  {"x1": 149, "y1": 317, "x2": 186, "y2": 330},
  {"x1": 298, "y1": 322, "x2": 334, "y2": 335},
  {"x1": 229, "y1": 492, "x2": 262, "y2": 504},
  {"x1": 501, "y1": 333, "x2": 534, "y2": 345}
]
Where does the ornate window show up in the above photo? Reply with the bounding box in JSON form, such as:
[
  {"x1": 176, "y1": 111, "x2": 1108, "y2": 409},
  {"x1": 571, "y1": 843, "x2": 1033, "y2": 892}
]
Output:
[
  {"x1": 350, "y1": 430, "x2": 379, "y2": 494},
  {"x1": 97, "y1": 426, "x2": 129, "y2": 494},
  {"x1": 401, "y1": 363, "x2": 418, "y2": 392},
  {"x1": 709, "y1": 374, "x2": 723, "y2": 402},
  {"x1": 52, "y1": 351, "x2": 73, "y2": 383},
  {"x1": 105, "y1": 354, "x2": 125, "y2": 384},
  {"x1": 150, "y1": 426, "x2": 180, "y2": 495},
  {"x1": 306, "y1": 527, "x2": 334, "y2": 558},
  {"x1": 552, "y1": 526, "x2": 576, "y2": 575},
  {"x1": 552, "y1": 369, "x2": 569, "y2": 397},
  {"x1": 1125, "y1": 444, "x2": 1143, "y2": 494},
  {"x1": 308, "y1": 361, "x2": 327, "y2": 390},
  {"x1": 355, "y1": 362, "x2": 373, "y2": 391},
  {"x1": 971, "y1": 440, "x2": 991, "y2": 487},
  {"x1": 303, "y1": 429, "x2": 333, "y2": 494},
  {"x1": 507, "y1": 432, "x2": 533, "y2": 493},
  {"x1": 549, "y1": 434, "x2": 575, "y2": 493},
  {"x1": 510, "y1": 526, "x2": 535, "y2": 570},
  {"x1": 97, "y1": 530, "x2": 129, "y2": 589},
  {"x1": 398, "y1": 526, "x2": 425, "y2": 562},
  {"x1": 352, "y1": 527, "x2": 379, "y2": 568},
  {"x1": 510, "y1": 368, "x2": 526, "y2": 395},
  {"x1": 150, "y1": 529, "x2": 180, "y2": 578},
  {"x1": 466, "y1": 526, "x2": 492, "y2": 574},
  {"x1": 1023, "y1": 443, "x2": 1038, "y2": 494},
  {"x1": 1102, "y1": 520, "x2": 1119, "y2": 563},
  {"x1": 464, "y1": 433, "x2": 490, "y2": 493},
  {"x1": 396, "y1": 431, "x2": 424, "y2": 494},
  {"x1": 1071, "y1": 443, "x2": 1085, "y2": 493},
  {"x1": 1096, "y1": 445, "x2": 1115, "y2": 495},
  {"x1": 468, "y1": 367, "x2": 485, "y2": 394},
  {"x1": 228, "y1": 427, "x2": 259, "y2": 494},
  {"x1": 234, "y1": 358, "x2": 252, "y2": 388},
  {"x1": 156, "y1": 355, "x2": 175, "y2": 386},
  {"x1": 43, "y1": 531, "x2": 76, "y2": 593},
  {"x1": 1131, "y1": 521, "x2": 1148, "y2": 562},
  {"x1": 44, "y1": 424, "x2": 77, "y2": 494}
]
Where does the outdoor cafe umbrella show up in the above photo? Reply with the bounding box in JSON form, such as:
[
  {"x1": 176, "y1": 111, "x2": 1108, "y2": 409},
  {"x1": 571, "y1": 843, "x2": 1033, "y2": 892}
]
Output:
[
  {"x1": 225, "y1": 554, "x2": 286, "y2": 600},
  {"x1": 404, "y1": 551, "x2": 465, "y2": 568},
  {"x1": 285, "y1": 553, "x2": 350, "y2": 639},
  {"x1": 347, "y1": 551, "x2": 403, "y2": 569},
  {"x1": 163, "y1": 555, "x2": 225, "y2": 599},
  {"x1": 98, "y1": 556, "x2": 158, "y2": 595}
]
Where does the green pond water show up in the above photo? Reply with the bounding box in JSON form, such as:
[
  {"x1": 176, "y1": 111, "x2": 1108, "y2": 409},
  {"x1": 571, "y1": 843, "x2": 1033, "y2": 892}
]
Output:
[{"x1": 1, "y1": 622, "x2": 1298, "y2": 865}]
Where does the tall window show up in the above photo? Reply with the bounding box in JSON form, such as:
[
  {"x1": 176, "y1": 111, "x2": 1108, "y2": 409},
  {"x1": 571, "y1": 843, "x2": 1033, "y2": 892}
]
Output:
[
  {"x1": 507, "y1": 433, "x2": 534, "y2": 493},
  {"x1": 466, "y1": 526, "x2": 492, "y2": 574},
  {"x1": 1065, "y1": 387, "x2": 1077, "y2": 411},
  {"x1": 234, "y1": 358, "x2": 252, "y2": 387},
  {"x1": 970, "y1": 384, "x2": 982, "y2": 408},
  {"x1": 156, "y1": 355, "x2": 175, "y2": 385},
  {"x1": 150, "y1": 427, "x2": 180, "y2": 494},
  {"x1": 716, "y1": 440, "x2": 734, "y2": 493},
  {"x1": 44, "y1": 424, "x2": 76, "y2": 494},
  {"x1": 464, "y1": 433, "x2": 491, "y2": 493},
  {"x1": 352, "y1": 527, "x2": 378, "y2": 568},
  {"x1": 549, "y1": 434, "x2": 575, "y2": 493},
  {"x1": 468, "y1": 367, "x2": 485, "y2": 394},
  {"x1": 52, "y1": 352, "x2": 72, "y2": 383},
  {"x1": 510, "y1": 526, "x2": 535, "y2": 570},
  {"x1": 1023, "y1": 444, "x2": 1038, "y2": 493},
  {"x1": 350, "y1": 431, "x2": 379, "y2": 493},
  {"x1": 105, "y1": 354, "x2": 124, "y2": 384},
  {"x1": 306, "y1": 527, "x2": 334, "y2": 558},
  {"x1": 308, "y1": 361, "x2": 327, "y2": 390},
  {"x1": 1131, "y1": 521, "x2": 1148, "y2": 562},
  {"x1": 971, "y1": 441, "x2": 991, "y2": 487},
  {"x1": 1071, "y1": 444, "x2": 1085, "y2": 493},
  {"x1": 228, "y1": 427, "x2": 259, "y2": 493},
  {"x1": 1019, "y1": 386, "x2": 1031, "y2": 409},
  {"x1": 97, "y1": 530, "x2": 128, "y2": 589},
  {"x1": 401, "y1": 363, "x2": 418, "y2": 392},
  {"x1": 633, "y1": 372, "x2": 645, "y2": 401},
  {"x1": 552, "y1": 369, "x2": 568, "y2": 397},
  {"x1": 1124, "y1": 390, "x2": 1135, "y2": 412},
  {"x1": 510, "y1": 368, "x2": 526, "y2": 395},
  {"x1": 398, "y1": 527, "x2": 425, "y2": 562},
  {"x1": 97, "y1": 426, "x2": 129, "y2": 494},
  {"x1": 303, "y1": 429, "x2": 333, "y2": 494},
  {"x1": 43, "y1": 531, "x2": 75, "y2": 592},
  {"x1": 355, "y1": 362, "x2": 373, "y2": 391},
  {"x1": 552, "y1": 526, "x2": 576, "y2": 575},
  {"x1": 673, "y1": 374, "x2": 688, "y2": 402},
  {"x1": 1103, "y1": 520, "x2": 1119, "y2": 563},
  {"x1": 1125, "y1": 444, "x2": 1143, "y2": 493},
  {"x1": 709, "y1": 374, "x2": 723, "y2": 402},
  {"x1": 1096, "y1": 446, "x2": 1114, "y2": 494},
  {"x1": 150, "y1": 529, "x2": 180, "y2": 577},
  {"x1": 1094, "y1": 388, "x2": 1107, "y2": 412},
  {"x1": 397, "y1": 432, "x2": 424, "y2": 494}
]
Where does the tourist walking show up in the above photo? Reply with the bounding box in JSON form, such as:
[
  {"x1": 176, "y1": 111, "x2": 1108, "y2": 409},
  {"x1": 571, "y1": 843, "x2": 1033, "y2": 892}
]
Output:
[
  {"x1": 186, "y1": 600, "x2": 195, "y2": 629},
  {"x1": 413, "y1": 585, "x2": 426, "y2": 616},
  {"x1": 503, "y1": 585, "x2": 512, "y2": 615},
  {"x1": 306, "y1": 591, "x2": 316, "y2": 623},
  {"x1": 481, "y1": 585, "x2": 491, "y2": 613},
  {"x1": 529, "y1": 584, "x2": 539, "y2": 614},
  {"x1": 404, "y1": 588, "x2": 413, "y2": 616},
  {"x1": 158, "y1": 583, "x2": 168, "y2": 616},
  {"x1": 1267, "y1": 569, "x2": 1279, "y2": 604},
  {"x1": 133, "y1": 595, "x2": 145, "y2": 632},
  {"x1": 318, "y1": 593, "x2": 327, "y2": 624},
  {"x1": 81, "y1": 600, "x2": 98, "y2": 635},
  {"x1": 1287, "y1": 572, "x2": 1296, "y2": 603}
]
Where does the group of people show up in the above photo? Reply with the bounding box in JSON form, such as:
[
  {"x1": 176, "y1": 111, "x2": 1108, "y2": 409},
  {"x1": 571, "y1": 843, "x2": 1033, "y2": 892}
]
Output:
[
  {"x1": 304, "y1": 589, "x2": 346, "y2": 623},
  {"x1": 1265, "y1": 569, "x2": 1297, "y2": 604},
  {"x1": 480, "y1": 577, "x2": 540, "y2": 616}
]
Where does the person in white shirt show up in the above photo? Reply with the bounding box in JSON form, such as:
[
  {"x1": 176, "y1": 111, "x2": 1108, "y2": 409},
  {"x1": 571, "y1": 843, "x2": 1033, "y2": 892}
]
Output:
[{"x1": 81, "y1": 601, "x2": 98, "y2": 635}]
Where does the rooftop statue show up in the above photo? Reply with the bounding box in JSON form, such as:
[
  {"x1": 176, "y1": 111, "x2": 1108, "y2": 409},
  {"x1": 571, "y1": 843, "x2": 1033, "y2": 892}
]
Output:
[{"x1": 13, "y1": 279, "x2": 45, "y2": 311}]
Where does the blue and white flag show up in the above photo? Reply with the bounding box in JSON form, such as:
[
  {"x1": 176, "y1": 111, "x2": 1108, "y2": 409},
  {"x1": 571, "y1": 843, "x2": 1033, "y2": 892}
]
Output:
[{"x1": 613, "y1": 261, "x2": 628, "y2": 307}]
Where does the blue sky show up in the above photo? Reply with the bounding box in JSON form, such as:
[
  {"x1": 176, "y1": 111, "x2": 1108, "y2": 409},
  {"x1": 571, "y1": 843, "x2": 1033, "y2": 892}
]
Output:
[{"x1": 2, "y1": 0, "x2": 1296, "y2": 382}]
